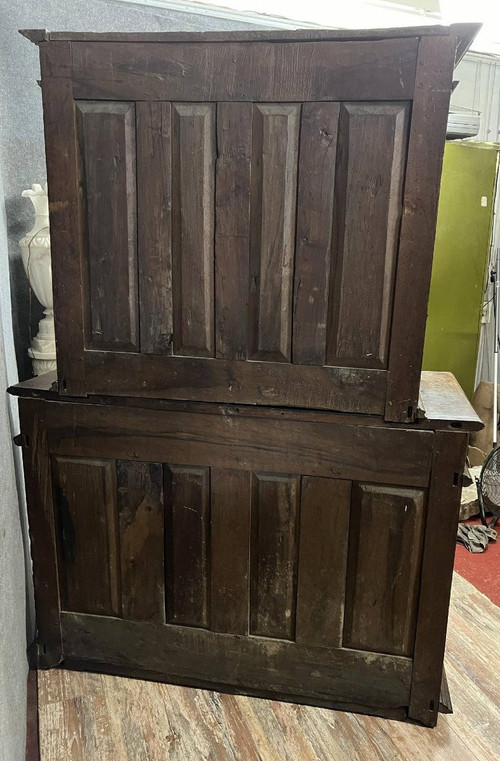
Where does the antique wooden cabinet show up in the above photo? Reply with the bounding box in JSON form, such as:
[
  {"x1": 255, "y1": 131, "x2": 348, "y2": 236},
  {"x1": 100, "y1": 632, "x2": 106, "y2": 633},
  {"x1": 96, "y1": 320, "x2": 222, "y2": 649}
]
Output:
[
  {"x1": 26, "y1": 23, "x2": 476, "y2": 421},
  {"x1": 10, "y1": 372, "x2": 481, "y2": 726},
  {"x1": 15, "y1": 24, "x2": 481, "y2": 729}
]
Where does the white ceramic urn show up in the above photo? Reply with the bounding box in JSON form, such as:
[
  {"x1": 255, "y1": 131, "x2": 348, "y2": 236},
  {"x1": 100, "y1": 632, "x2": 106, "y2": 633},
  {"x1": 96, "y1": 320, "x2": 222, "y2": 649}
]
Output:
[{"x1": 19, "y1": 183, "x2": 57, "y2": 375}]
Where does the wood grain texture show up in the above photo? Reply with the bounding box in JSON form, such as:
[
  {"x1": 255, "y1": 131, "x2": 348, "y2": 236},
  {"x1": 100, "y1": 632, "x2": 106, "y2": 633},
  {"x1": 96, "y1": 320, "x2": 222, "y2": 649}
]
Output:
[
  {"x1": 84, "y1": 351, "x2": 387, "y2": 414},
  {"x1": 419, "y1": 371, "x2": 483, "y2": 431},
  {"x1": 327, "y1": 102, "x2": 409, "y2": 370},
  {"x1": 52, "y1": 457, "x2": 120, "y2": 618},
  {"x1": 19, "y1": 402, "x2": 62, "y2": 666},
  {"x1": 250, "y1": 474, "x2": 300, "y2": 640},
  {"x1": 443, "y1": 573, "x2": 500, "y2": 757},
  {"x1": 40, "y1": 58, "x2": 86, "y2": 395},
  {"x1": 60, "y1": 612, "x2": 412, "y2": 710},
  {"x1": 343, "y1": 484, "x2": 426, "y2": 657},
  {"x1": 25, "y1": 669, "x2": 40, "y2": 761},
  {"x1": 137, "y1": 102, "x2": 173, "y2": 354},
  {"x1": 70, "y1": 39, "x2": 418, "y2": 101},
  {"x1": 164, "y1": 465, "x2": 210, "y2": 628},
  {"x1": 296, "y1": 477, "x2": 351, "y2": 648},
  {"x1": 409, "y1": 430, "x2": 468, "y2": 726},
  {"x1": 76, "y1": 101, "x2": 138, "y2": 351},
  {"x1": 38, "y1": 40, "x2": 72, "y2": 76},
  {"x1": 293, "y1": 102, "x2": 340, "y2": 365},
  {"x1": 38, "y1": 573, "x2": 500, "y2": 758},
  {"x1": 39, "y1": 32, "x2": 458, "y2": 418},
  {"x1": 37, "y1": 400, "x2": 434, "y2": 487},
  {"x1": 117, "y1": 460, "x2": 165, "y2": 623},
  {"x1": 22, "y1": 406, "x2": 469, "y2": 729},
  {"x1": 215, "y1": 102, "x2": 252, "y2": 361},
  {"x1": 385, "y1": 35, "x2": 456, "y2": 422},
  {"x1": 172, "y1": 103, "x2": 215, "y2": 357},
  {"x1": 9, "y1": 370, "x2": 388, "y2": 428},
  {"x1": 210, "y1": 468, "x2": 251, "y2": 634},
  {"x1": 249, "y1": 104, "x2": 299, "y2": 362},
  {"x1": 39, "y1": 25, "x2": 463, "y2": 42},
  {"x1": 9, "y1": 370, "x2": 482, "y2": 433}
]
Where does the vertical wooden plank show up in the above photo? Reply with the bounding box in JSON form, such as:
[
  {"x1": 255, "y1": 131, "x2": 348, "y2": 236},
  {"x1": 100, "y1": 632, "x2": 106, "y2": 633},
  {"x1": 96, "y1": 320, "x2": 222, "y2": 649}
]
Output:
[
  {"x1": 164, "y1": 465, "x2": 210, "y2": 627},
  {"x1": 52, "y1": 456, "x2": 120, "y2": 617},
  {"x1": 40, "y1": 44, "x2": 86, "y2": 395},
  {"x1": 117, "y1": 460, "x2": 165, "y2": 623},
  {"x1": 293, "y1": 102, "x2": 340, "y2": 365},
  {"x1": 250, "y1": 473, "x2": 299, "y2": 640},
  {"x1": 19, "y1": 401, "x2": 62, "y2": 666},
  {"x1": 171, "y1": 104, "x2": 215, "y2": 357},
  {"x1": 343, "y1": 483, "x2": 426, "y2": 656},
  {"x1": 215, "y1": 102, "x2": 252, "y2": 360},
  {"x1": 137, "y1": 102, "x2": 173, "y2": 354},
  {"x1": 295, "y1": 477, "x2": 351, "y2": 647},
  {"x1": 76, "y1": 101, "x2": 138, "y2": 352},
  {"x1": 409, "y1": 430, "x2": 468, "y2": 727},
  {"x1": 327, "y1": 102, "x2": 409, "y2": 370},
  {"x1": 249, "y1": 104, "x2": 300, "y2": 362},
  {"x1": 210, "y1": 468, "x2": 251, "y2": 634},
  {"x1": 385, "y1": 35, "x2": 456, "y2": 422}
]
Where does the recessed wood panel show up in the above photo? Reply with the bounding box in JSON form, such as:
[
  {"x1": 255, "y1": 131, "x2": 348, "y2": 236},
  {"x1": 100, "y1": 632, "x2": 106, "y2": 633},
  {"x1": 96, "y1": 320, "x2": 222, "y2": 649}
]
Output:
[
  {"x1": 215, "y1": 102, "x2": 252, "y2": 360},
  {"x1": 343, "y1": 483, "x2": 426, "y2": 656},
  {"x1": 137, "y1": 102, "x2": 173, "y2": 354},
  {"x1": 52, "y1": 456, "x2": 120, "y2": 616},
  {"x1": 250, "y1": 473, "x2": 300, "y2": 640},
  {"x1": 210, "y1": 468, "x2": 251, "y2": 634},
  {"x1": 117, "y1": 460, "x2": 165, "y2": 623},
  {"x1": 327, "y1": 102, "x2": 409, "y2": 369},
  {"x1": 164, "y1": 465, "x2": 210, "y2": 627},
  {"x1": 76, "y1": 101, "x2": 138, "y2": 352},
  {"x1": 172, "y1": 104, "x2": 215, "y2": 357},
  {"x1": 293, "y1": 102, "x2": 340, "y2": 365},
  {"x1": 296, "y1": 477, "x2": 351, "y2": 647},
  {"x1": 249, "y1": 104, "x2": 300, "y2": 362}
]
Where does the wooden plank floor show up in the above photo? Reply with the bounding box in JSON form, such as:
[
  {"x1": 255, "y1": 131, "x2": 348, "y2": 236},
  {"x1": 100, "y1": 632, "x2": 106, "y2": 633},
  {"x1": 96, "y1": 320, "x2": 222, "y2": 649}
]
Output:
[{"x1": 38, "y1": 573, "x2": 500, "y2": 760}]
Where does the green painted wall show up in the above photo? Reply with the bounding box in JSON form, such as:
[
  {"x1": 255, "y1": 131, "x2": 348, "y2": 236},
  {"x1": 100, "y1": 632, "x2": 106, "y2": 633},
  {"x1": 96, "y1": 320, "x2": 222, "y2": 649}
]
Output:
[{"x1": 422, "y1": 142, "x2": 498, "y2": 399}]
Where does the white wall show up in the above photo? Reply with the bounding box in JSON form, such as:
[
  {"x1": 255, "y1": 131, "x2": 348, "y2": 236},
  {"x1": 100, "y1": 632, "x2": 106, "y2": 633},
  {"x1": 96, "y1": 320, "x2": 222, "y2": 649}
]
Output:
[
  {"x1": 452, "y1": 53, "x2": 500, "y2": 143},
  {"x1": 0, "y1": 171, "x2": 27, "y2": 761}
]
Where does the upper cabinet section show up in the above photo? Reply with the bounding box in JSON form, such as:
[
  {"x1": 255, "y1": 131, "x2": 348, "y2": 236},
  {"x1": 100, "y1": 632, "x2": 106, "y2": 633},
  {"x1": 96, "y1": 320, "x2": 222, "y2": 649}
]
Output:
[{"x1": 38, "y1": 28, "x2": 464, "y2": 420}]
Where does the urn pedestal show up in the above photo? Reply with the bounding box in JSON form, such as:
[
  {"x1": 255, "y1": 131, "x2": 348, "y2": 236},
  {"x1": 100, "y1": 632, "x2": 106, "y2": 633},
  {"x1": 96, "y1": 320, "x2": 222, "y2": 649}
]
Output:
[{"x1": 19, "y1": 184, "x2": 56, "y2": 375}]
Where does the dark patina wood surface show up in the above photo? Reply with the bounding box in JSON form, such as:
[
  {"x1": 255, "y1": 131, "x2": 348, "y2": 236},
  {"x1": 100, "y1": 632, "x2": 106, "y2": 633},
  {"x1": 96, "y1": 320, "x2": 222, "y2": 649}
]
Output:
[
  {"x1": 12, "y1": 371, "x2": 475, "y2": 726},
  {"x1": 15, "y1": 23, "x2": 480, "y2": 730},
  {"x1": 9, "y1": 370, "x2": 483, "y2": 432},
  {"x1": 28, "y1": 25, "x2": 474, "y2": 421}
]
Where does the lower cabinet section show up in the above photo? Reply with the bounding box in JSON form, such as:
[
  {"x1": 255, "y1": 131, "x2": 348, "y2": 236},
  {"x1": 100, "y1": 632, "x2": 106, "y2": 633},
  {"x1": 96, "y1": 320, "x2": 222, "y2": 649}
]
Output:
[
  {"x1": 52, "y1": 456, "x2": 426, "y2": 655},
  {"x1": 19, "y1": 397, "x2": 467, "y2": 725}
]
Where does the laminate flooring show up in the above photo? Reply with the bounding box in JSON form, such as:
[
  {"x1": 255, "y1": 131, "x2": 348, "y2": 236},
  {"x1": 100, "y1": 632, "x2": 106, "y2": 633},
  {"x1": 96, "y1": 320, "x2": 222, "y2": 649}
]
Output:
[{"x1": 38, "y1": 573, "x2": 500, "y2": 761}]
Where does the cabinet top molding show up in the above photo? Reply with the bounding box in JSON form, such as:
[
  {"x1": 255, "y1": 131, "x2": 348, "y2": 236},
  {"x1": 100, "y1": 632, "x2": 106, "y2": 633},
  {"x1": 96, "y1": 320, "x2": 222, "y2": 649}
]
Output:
[{"x1": 19, "y1": 23, "x2": 480, "y2": 63}]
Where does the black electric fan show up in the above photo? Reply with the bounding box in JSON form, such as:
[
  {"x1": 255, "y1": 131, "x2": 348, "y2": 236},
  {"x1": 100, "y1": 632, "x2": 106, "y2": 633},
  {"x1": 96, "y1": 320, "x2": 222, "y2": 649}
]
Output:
[
  {"x1": 477, "y1": 447, "x2": 500, "y2": 527},
  {"x1": 476, "y1": 247, "x2": 500, "y2": 528}
]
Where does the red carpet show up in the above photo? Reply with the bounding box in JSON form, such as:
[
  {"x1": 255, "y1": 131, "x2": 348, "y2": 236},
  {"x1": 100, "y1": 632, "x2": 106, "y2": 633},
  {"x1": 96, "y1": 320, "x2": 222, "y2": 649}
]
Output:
[{"x1": 454, "y1": 517, "x2": 500, "y2": 606}]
